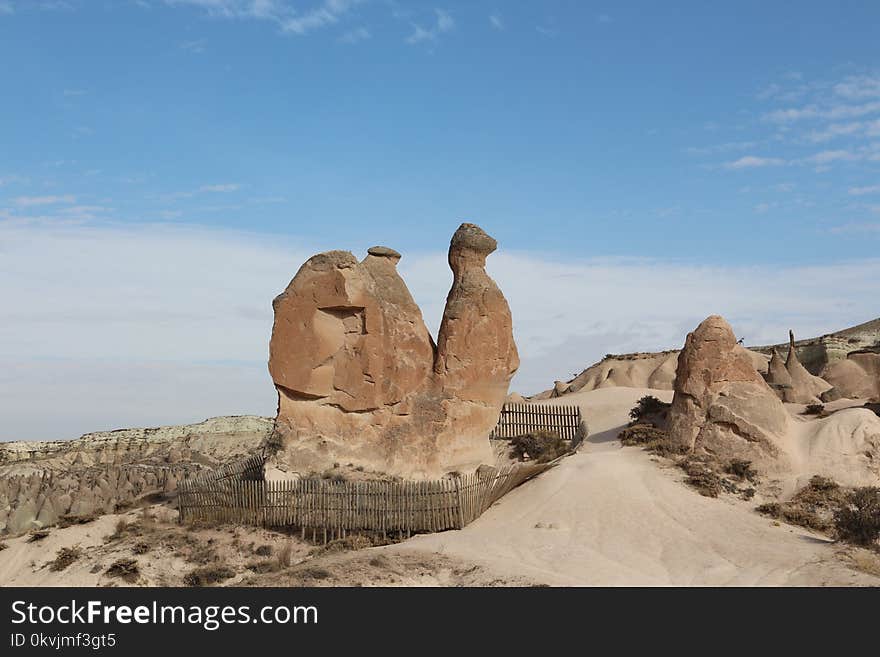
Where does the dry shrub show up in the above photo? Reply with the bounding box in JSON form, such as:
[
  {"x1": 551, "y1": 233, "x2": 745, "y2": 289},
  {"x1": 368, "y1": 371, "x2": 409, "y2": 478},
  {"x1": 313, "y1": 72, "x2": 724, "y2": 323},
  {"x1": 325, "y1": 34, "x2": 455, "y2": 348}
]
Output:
[
  {"x1": 833, "y1": 487, "x2": 880, "y2": 547},
  {"x1": 186, "y1": 543, "x2": 217, "y2": 565},
  {"x1": 619, "y1": 424, "x2": 666, "y2": 446},
  {"x1": 725, "y1": 459, "x2": 758, "y2": 482},
  {"x1": 253, "y1": 544, "x2": 273, "y2": 557},
  {"x1": 183, "y1": 565, "x2": 236, "y2": 587},
  {"x1": 132, "y1": 541, "x2": 151, "y2": 555},
  {"x1": 299, "y1": 566, "x2": 331, "y2": 580},
  {"x1": 311, "y1": 534, "x2": 374, "y2": 556},
  {"x1": 276, "y1": 541, "x2": 294, "y2": 569},
  {"x1": 49, "y1": 546, "x2": 82, "y2": 572},
  {"x1": 679, "y1": 458, "x2": 738, "y2": 498},
  {"x1": 510, "y1": 430, "x2": 568, "y2": 463},
  {"x1": 246, "y1": 560, "x2": 282, "y2": 574},
  {"x1": 27, "y1": 530, "x2": 50, "y2": 543},
  {"x1": 57, "y1": 512, "x2": 100, "y2": 528},
  {"x1": 756, "y1": 476, "x2": 848, "y2": 533},
  {"x1": 803, "y1": 403, "x2": 826, "y2": 416},
  {"x1": 0, "y1": 542, "x2": 7, "y2": 551},
  {"x1": 628, "y1": 396, "x2": 671, "y2": 425},
  {"x1": 105, "y1": 558, "x2": 140, "y2": 583}
]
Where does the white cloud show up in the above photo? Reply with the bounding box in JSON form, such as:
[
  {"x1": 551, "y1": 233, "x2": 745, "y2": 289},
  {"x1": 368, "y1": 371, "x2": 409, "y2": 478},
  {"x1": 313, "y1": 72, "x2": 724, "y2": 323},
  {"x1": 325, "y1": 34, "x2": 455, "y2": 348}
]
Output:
[
  {"x1": 338, "y1": 26, "x2": 369, "y2": 43},
  {"x1": 0, "y1": 1, "x2": 13, "y2": 15},
  {"x1": 3, "y1": 219, "x2": 880, "y2": 441},
  {"x1": 180, "y1": 38, "x2": 207, "y2": 53},
  {"x1": 764, "y1": 100, "x2": 880, "y2": 124},
  {"x1": 489, "y1": 14, "x2": 503, "y2": 30},
  {"x1": 13, "y1": 195, "x2": 76, "y2": 207},
  {"x1": 849, "y1": 184, "x2": 880, "y2": 196},
  {"x1": 722, "y1": 155, "x2": 785, "y2": 169},
  {"x1": 805, "y1": 121, "x2": 865, "y2": 143},
  {"x1": 199, "y1": 183, "x2": 240, "y2": 192},
  {"x1": 406, "y1": 8, "x2": 454, "y2": 44},
  {"x1": 834, "y1": 75, "x2": 880, "y2": 100},
  {"x1": 163, "y1": 0, "x2": 360, "y2": 36},
  {"x1": 281, "y1": 0, "x2": 360, "y2": 35}
]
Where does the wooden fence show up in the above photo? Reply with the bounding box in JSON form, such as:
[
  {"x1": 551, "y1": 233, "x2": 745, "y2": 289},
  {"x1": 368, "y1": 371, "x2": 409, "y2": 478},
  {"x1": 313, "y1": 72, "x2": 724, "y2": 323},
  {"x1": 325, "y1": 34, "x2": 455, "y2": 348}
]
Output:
[
  {"x1": 490, "y1": 403, "x2": 584, "y2": 443},
  {"x1": 178, "y1": 457, "x2": 556, "y2": 540}
]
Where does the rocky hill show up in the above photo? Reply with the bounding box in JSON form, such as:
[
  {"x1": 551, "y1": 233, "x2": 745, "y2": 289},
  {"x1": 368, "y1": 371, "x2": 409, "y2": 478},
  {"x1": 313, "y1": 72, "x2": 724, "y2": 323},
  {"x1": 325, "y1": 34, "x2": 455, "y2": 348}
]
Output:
[{"x1": 0, "y1": 416, "x2": 271, "y2": 536}]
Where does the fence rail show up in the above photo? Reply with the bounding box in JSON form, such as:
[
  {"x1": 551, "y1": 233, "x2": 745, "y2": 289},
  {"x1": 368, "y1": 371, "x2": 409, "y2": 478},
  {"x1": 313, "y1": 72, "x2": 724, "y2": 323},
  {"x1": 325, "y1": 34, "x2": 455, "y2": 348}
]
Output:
[
  {"x1": 490, "y1": 403, "x2": 584, "y2": 442},
  {"x1": 178, "y1": 456, "x2": 556, "y2": 539}
]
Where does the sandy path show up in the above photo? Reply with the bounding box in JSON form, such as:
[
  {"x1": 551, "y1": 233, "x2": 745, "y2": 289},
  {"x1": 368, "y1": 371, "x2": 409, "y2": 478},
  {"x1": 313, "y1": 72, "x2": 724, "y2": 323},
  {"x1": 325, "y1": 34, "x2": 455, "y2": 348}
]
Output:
[{"x1": 395, "y1": 387, "x2": 877, "y2": 586}]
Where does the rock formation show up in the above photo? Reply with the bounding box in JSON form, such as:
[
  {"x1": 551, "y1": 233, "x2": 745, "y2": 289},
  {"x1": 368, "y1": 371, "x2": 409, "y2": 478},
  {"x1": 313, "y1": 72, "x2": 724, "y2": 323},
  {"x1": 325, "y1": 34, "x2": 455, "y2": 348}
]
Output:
[
  {"x1": 764, "y1": 348, "x2": 794, "y2": 401},
  {"x1": 784, "y1": 330, "x2": 833, "y2": 404},
  {"x1": 667, "y1": 316, "x2": 789, "y2": 466},
  {"x1": 821, "y1": 352, "x2": 880, "y2": 401},
  {"x1": 268, "y1": 223, "x2": 519, "y2": 479},
  {"x1": 0, "y1": 417, "x2": 270, "y2": 535}
]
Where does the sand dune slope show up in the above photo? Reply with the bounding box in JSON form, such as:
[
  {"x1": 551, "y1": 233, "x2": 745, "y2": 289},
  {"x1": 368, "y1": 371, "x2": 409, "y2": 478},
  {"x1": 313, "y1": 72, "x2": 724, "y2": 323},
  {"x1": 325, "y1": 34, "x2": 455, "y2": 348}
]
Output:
[{"x1": 395, "y1": 388, "x2": 877, "y2": 586}]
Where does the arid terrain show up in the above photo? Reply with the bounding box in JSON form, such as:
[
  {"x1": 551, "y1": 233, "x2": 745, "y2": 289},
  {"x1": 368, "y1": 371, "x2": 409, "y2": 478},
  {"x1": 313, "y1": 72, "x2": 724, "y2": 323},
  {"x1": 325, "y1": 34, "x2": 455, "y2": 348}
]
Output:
[{"x1": 2, "y1": 385, "x2": 878, "y2": 587}]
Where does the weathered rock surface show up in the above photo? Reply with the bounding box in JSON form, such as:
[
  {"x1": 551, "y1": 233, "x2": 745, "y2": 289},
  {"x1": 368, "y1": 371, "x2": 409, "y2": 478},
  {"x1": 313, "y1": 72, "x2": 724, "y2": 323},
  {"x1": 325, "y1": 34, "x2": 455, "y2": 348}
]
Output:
[
  {"x1": 0, "y1": 416, "x2": 271, "y2": 536},
  {"x1": 667, "y1": 316, "x2": 790, "y2": 467},
  {"x1": 534, "y1": 348, "x2": 770, "y2": 399},
  {"x1": 784, "y1": 331, "x2": 833, "y2": 403},
  {"x1": 268, "y1": 223, "x2": 519, "y2": 479},
  {"x1": 821, "y1": 352, "x2": 880, "y2": 401}
]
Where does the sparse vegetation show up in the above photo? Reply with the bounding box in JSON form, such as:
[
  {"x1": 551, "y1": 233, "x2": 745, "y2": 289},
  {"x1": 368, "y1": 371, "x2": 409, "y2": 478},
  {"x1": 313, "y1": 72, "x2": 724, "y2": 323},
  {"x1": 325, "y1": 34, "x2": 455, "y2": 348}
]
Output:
[
  {"x1": 48, "y1": 546, "x2": 82, "y2": 572},
  {"x1": 833, "y1": 487, "x2": 880, "y2": 547},
  {"x1": 132, "y1": 541, "x2": 151, "y2": 555},
  {"x1": 725, "y1": 459, "x2": 758, "y2": 482},
  {"x1": 276, "y1": 541, "x2": 296, "y2": 569},
  {"x1": 183, "y1": 565, "x2": 236, "y2": 587},
  {"x1": 803, "y1": 403, "x2": 826, "y2": 416},
  {"x1": 757, "y1": 476, "x2": 849, "y2": 533},
  {"x1": 628, "y1": 396, "x2": 671, "y2": 424},
  {"x1": 509, "y1": 430, "x2": 568, "y2": 463},
  {"x1": 253, "y1": 544, "x2": 273, "y2": 557},
  {"x1": 246, "y1": 559, "x2": 282, "y2": 574},
  {"x1": 680, "y1": 458, "x2": 736, "y2": 498},
  {"x1": 0, "y1": 542, "x2": 7, "y2": 551},
  {"x1": 26, "y1": 529, "x2": 50, "y2": 543},
  {"x1": 57, "y1": 512, "x2": 100, "y2": 528},
  {"x1": 310, "y1": 534, "x2": 375, "y2": 556},
  {"x1": 105, "y1": 558, "x2": 140, "y2": 583}
]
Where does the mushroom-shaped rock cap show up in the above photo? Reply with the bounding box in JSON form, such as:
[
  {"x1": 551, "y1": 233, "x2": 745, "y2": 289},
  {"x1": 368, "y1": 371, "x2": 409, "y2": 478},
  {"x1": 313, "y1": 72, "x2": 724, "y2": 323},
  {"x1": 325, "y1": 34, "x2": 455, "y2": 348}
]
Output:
[
  {"x1": 450, "y1": 222, "x2": 497, "y2": 256},
  {"x1": 367, "y1": 245, "x2": 402, "y2": 261}
]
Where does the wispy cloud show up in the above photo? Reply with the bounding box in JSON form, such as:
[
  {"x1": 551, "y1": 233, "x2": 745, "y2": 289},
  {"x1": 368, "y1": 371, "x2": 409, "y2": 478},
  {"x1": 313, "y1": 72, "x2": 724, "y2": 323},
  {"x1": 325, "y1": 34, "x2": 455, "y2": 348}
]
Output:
[
  {"x1": 405, "y1": 8, "x2": 454, "y2": 45},
  {"x1": 489, "y1": 14, "x2": 503, "y2": 30},
  {"x1": 199, "y1": 183, "x2": 240, "y2": 192},
  {"x1": 281, "y1": 0, "x2": 361, "y2": 35},
  {"x1": 13, "y1": 195, "x2": 76, "y2": 207},
  {"x1": 849, "y1": 184, "x2": 880, "y2": 196},
  {"x1": 722, "y1": 155, "x2": 785, "y2": 170},
  {"x1": 163, "y1": 0, "x2": 361, "y2": 37},
  {"x1": 0, "y1": 1, "x2": 13, "y2": 15},
  {"x1": 338, "y1": 26, "x2": 369, "y2": 43},
  {"x1": 597, "y1": 13, "x2": 612, "y2": 24},
  {"x1": 180, "y1": 38, "x2": 207, "y2": 53},
  {"x1": 833, "y1": 74, "x2": 880, "y2": 100}
]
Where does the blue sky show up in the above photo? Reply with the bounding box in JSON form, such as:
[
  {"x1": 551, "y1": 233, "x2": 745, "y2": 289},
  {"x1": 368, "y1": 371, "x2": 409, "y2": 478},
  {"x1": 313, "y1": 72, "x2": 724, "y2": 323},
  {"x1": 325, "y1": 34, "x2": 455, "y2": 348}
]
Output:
[{"x1": 1, "y1": 1, "x2": 879, "y2": 440}]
